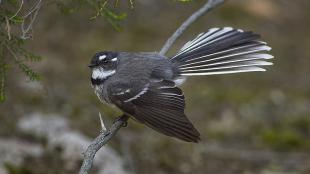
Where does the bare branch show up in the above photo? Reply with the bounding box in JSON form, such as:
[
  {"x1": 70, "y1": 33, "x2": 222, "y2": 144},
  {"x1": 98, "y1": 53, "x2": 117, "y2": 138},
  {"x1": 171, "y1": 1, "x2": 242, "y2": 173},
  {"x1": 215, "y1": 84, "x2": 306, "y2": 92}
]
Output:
[
  {"x1": 5, "y1": 17, "x2": 11, "y2": 40},
  {"x1": 79, "y1": 1, "x2": 227, "y2": 173},
  {"x1": 79, "y1": 115, "x2": 129, "y2": 174},
  {"x1": 9, "y1": 0, "x2": 24, "y2": 20},
  {"x1": 21, "y1": 0, "x2": 42, "y2": 39},
  {"x1": 23, "y1": 0, "x2": 42, "y2": 18},
  {"x1": 159, "y1": 0, "x2": 226, "y2": 56}
]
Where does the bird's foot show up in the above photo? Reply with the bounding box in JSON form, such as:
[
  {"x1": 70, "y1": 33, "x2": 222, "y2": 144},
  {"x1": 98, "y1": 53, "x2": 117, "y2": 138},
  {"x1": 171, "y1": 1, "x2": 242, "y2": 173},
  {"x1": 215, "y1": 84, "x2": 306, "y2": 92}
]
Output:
[{"x1": 113, "y1": 114, "x2": 129, "y2": 127}]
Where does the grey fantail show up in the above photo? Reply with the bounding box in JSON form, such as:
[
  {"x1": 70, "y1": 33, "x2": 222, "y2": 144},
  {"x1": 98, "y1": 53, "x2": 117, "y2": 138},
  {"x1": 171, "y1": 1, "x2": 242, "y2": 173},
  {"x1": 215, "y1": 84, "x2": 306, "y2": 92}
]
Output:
[{"x1": 89, "y1": 27, "x2": 273, "y2": 142}]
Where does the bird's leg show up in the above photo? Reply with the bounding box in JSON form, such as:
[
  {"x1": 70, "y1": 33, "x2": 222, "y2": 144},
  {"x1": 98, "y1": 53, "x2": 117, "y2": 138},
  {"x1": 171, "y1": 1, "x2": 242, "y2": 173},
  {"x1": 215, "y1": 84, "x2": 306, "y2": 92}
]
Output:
[{"x1": 113, "y1": 114, "x2": 129, "y2": 127}]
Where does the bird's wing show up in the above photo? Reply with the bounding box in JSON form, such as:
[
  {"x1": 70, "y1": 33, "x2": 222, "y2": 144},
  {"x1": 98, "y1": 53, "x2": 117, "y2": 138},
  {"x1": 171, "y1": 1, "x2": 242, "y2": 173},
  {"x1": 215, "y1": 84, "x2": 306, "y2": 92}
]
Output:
[{"x1": 107, "y1": 80, "x2": 200, "y2": 142}]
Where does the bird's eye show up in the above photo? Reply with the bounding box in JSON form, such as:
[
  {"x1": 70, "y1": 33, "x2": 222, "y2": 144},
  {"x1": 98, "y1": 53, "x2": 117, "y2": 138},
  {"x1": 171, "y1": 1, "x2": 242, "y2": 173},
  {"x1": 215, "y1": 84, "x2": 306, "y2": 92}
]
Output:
[{"x1": 102, "y1": 59, "x2": 108, "y2": 63}]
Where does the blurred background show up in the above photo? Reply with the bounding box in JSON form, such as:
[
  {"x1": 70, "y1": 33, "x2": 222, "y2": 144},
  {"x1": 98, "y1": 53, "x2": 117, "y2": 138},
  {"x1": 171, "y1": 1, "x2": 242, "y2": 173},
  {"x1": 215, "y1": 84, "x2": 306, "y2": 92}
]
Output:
[{"x1": 1, "y1": 0, "x2": 310, "y2": 173}]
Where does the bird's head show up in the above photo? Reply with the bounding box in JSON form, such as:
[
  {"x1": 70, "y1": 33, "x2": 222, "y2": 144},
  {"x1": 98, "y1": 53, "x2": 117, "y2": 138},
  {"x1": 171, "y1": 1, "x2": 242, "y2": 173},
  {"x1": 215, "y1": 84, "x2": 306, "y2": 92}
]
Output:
[{"x1": 89, "y1": 51, "x2": 119, "y2": 82}]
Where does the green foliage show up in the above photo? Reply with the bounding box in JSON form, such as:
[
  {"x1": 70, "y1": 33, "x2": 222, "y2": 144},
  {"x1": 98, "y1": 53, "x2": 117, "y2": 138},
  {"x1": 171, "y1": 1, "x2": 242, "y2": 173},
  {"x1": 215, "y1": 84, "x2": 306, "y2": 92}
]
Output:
[
  {"x1": 0, "y1": 0, "x2": 133, "y2": 102},
  {"x1": 260, "y1": 128, "x2": 307, "y2": 151},
  {"x1": 14, "y1": 60, "x2": 41, "y2": 81},
  {"x1": 56, "y1": 0, "x2": 131, "y2": 31},
  {"x1": 4, "y1": 162, "x2": 31, "y2": 174},
  {"x1": 91, "y1": 7, "x2": 127, "y2": 32},
  {"x1": 259, "y1": 116, "x2": 310, "y2": 151},
  {"x1": 0, "y1": 29, "x2": 42, "y2": 102},
  {"x1": 1, "y1": 0, "x2": 43, "y2": 102}
]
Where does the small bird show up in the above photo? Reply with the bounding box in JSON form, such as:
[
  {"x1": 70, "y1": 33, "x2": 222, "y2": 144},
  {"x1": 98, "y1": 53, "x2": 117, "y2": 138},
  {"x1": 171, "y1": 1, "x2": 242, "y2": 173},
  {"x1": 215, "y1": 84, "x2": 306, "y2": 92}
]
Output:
[{"x1": 89, "y1": 27, "x2": 273, "y2": 142}]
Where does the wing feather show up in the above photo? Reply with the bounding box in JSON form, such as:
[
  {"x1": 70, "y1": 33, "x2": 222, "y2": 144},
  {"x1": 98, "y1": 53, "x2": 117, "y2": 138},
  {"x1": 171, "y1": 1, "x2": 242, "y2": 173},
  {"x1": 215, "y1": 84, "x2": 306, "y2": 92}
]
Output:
[{"x1": 108, "y1": 80, "x2": 200, "y2": 142}]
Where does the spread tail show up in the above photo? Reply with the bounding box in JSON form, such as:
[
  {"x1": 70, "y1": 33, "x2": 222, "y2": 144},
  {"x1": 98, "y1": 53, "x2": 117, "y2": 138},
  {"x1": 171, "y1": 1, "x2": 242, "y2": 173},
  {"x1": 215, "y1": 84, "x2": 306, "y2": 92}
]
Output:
[{"x1": 171, "y1": 27, "x2": 273, "y2": 76}]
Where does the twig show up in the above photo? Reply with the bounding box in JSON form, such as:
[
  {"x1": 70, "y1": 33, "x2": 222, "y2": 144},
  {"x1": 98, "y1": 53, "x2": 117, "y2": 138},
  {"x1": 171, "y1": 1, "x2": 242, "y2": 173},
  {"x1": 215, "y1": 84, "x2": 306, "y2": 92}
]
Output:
[
  {"x1": 6, "y1": 45, "x2": 19, "y2": 62},
  {"x1": 90, "y1": 0, "x2": 109, "y2": 20},
  {"x1": 23, "y1": 0, "x2": 42, "y2": 18},
  {"x1": 9, "y1": 0, "x2": 24, "y2": 20},
  {"x1": 79, "y1": 1, "x2": 227, "y2": 173},
  {"x1": 129, "y1": 0, "x2": 134, "y2": 9},
  {"x1": 21, "y1": 0, "x2": 42, "y2": 39},
  {"x1": 5, "y1": 17, "x2": 11, "y2": 40},
  {"x1": 79, "y1": 115, "x2": 129, "y2": 174},
  {"x1": 159, "y1": 0, "x2": 226, "y2": 56}
]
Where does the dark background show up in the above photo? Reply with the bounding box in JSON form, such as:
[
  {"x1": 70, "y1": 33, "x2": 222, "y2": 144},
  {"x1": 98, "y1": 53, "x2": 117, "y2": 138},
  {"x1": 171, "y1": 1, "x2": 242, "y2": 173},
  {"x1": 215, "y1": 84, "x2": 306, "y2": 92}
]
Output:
[{"x1": 1, "y1": 0, "x2": 310, "y2": 173}]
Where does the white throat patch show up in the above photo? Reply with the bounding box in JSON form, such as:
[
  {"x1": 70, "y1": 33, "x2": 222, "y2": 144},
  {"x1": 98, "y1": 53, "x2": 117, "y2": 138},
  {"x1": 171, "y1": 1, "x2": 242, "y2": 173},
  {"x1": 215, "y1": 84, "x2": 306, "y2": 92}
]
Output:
[{"x1": 92, "y1": 68, "x2": 116, "y2": 79}]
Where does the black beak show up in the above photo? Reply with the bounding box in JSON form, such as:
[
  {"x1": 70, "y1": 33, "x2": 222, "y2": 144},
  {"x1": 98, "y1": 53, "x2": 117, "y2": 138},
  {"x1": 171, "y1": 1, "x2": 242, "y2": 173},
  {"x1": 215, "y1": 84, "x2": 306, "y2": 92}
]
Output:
[{"x1": 88, "y1": 64, "x2": 97, "y2": 68}]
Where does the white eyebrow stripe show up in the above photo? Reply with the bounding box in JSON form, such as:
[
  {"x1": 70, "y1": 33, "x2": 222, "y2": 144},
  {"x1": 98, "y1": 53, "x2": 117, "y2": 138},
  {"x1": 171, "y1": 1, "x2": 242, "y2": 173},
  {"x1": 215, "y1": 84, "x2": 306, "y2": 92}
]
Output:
[{"x1": 99, "y1": 55, "x2": 107, "y2": 60}]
